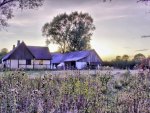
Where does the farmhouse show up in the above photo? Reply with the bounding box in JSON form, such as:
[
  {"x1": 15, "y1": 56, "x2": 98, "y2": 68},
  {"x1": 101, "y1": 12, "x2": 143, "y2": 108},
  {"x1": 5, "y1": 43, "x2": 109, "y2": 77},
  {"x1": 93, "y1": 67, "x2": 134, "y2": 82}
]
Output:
[
  {"x1": 51, "y1": 50, "x2": 102, "y2": 70},
  {"x1": 2, "y1": 41, "x2": 52, "y2": 69},
  {"x1": 1, "y1": 40, "x2": 102, "y2": 70}
]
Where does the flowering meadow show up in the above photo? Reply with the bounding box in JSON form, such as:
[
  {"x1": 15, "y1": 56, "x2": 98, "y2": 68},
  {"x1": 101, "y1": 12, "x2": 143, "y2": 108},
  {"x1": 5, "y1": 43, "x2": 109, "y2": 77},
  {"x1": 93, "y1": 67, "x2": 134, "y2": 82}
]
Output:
[{"x1": 0, "y1": 70, "x2": 150, "y2": 113}]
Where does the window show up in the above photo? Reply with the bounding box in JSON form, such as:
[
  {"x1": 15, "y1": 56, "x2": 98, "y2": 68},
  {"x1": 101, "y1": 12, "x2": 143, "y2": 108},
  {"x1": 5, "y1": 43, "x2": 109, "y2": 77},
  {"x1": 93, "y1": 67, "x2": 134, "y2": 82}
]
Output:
[
  {"x1": 26, "y1": 59, "x2": 31, "y2": 65},
  {"x1": 39, "y1": 60, "x2": 43, "y2": 65}
]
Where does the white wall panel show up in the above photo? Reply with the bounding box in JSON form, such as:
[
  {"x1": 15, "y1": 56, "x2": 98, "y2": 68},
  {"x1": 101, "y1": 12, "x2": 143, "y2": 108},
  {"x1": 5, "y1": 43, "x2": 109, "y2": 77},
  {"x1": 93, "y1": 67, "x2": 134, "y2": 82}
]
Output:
[
  {"x1": 76, "y1": 62, "x2": 87, "y2": 69},
  {"x1": 11, "y1": 60, "x2": 18, "y2": 69}
]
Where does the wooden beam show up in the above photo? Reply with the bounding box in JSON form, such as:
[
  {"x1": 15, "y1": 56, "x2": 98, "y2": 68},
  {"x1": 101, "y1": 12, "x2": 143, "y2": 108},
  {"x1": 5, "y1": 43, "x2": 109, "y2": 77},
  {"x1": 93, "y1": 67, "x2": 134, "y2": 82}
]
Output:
[
  {"x1": 33, "y1": 59, "x2": 34, "y2": 69},
  {"x1": 26, "y1": 60, "x2": 27, "y2": 69},
  {"x1": 10, "y1": 59, "x2": 11, "y2": 70},
  {"x1": 18, "y1": 59, "x2": 19, "y2": 69},
  {"x1": 50, "y1": 60, "x2": 51, "y2": 70}
]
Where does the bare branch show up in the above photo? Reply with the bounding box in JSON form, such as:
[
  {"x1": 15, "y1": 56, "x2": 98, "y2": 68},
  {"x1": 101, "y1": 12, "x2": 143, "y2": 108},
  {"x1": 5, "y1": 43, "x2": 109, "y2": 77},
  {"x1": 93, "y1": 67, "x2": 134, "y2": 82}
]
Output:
[
  {"x1": 0, "y1": 0, "x2": 44, "y2": 29},
  {"x1": 0, "y1": 0, "x2": 16, "y2": 7}
]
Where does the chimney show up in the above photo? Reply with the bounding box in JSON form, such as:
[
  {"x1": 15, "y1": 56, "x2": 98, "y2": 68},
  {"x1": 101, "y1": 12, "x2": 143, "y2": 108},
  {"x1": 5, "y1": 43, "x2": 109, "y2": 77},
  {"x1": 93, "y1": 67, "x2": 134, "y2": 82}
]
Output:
[
  {"x1": 13, "y1": 45, "x2": 15, "y2": 50},
  {"x1": 17, "y1": 40, "x2": 20, "y2": 46}
]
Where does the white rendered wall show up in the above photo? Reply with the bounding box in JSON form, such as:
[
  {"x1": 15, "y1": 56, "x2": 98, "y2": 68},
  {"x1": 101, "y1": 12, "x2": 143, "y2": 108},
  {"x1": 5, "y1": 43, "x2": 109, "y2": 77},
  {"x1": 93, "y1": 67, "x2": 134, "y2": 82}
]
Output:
[
  {"x1": 19, "y1": 60, "x2": 26, "y2": 64},
  {"x1": 6, "y1": 60, "x2": 11, "y2": 68},
  {"x1": 76, "y1": 62, "x2": 87, "y2": 69},
  {"x1": 10, "y1": 60, "x2": 18, "y2": 69},
  {"x1": 43, "y1": 60, "x2": 51, "y2": 64},
  {"x1": 33, "y1": 60, "x2": 50, "y2": 69},
  {"x1": 19, "y1": 65, "x2": 26, "y2": 69},
  {"x1": 4, "y1": 59, "x2": 51, "y2": 69},
  {"x1": 26, "y1": 65, "x2": 33, "y2": 69},
  {"x1": 18, "y1": 60, "x2": 50, "y2": 69},
  {"x1": 33, "y1": 60, "x2": 50, "y2": 64}
]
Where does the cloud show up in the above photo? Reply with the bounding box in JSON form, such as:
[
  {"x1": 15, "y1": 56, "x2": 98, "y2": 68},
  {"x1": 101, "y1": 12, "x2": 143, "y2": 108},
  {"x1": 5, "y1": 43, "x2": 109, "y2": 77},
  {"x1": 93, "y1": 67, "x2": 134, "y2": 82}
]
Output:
[
  {"x1": 141, "y1": 35, "x2": 150, "y2": 38},
  {"x1": 0, "y1": 31, "x2": 15, "y2": 35},
  {"x1": 135, "y1": 49, "x2": 149, "y2": 52},
  {"x1": 9, "y1": 19, "x2": 34, "y2": 27},
  {"x1": 123, "y1": 47, "x2": 131, "y2": 49},
  {"x1": 0, "y1": 0, "x2": 150, "y2": 57},
  {"x1": 46, "y1": 0, "x2": 100, "y2": 8},
  {"x1": 95, "y1": 15, "x2": 129, "y2": 21}
]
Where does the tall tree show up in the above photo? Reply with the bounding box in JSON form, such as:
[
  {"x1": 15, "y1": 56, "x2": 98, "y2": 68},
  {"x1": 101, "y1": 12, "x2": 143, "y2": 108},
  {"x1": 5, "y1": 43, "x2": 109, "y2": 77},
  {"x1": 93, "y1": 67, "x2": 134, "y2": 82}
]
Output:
[
  {"x1": 134, "y1": 53, "x2": 146, "y2": 62},
  {"x1": 67, "y1": 12, "x2": 95, "y2": 51},
  {"x1": 43, "y1": 13, "x2": 70, "y2": 53},
  {"x1": 0, "y1": 0, "x2": 44, "y2": 28},
  {"x1": 42, "y1": 12, "x2": 95, "y2": 53}
]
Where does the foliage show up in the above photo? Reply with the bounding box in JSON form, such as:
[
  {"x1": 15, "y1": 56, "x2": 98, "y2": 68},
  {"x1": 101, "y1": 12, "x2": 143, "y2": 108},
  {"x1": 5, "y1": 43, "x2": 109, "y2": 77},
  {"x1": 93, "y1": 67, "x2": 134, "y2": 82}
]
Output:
[
  {"x1": 0, "y1": 0, "x2": 44, "y2": 29},
  {"x1": 42, "y1": 11, "x2": 95, "y2": 53},
  {"x1": 103, "y1": 60, "x2": 136, "y2": 69},
  {"x1": 0, "y1": 48, "x2": 8, "y2": 61},
  {"x1": 116, "y1": 56, "x2": 121, "y2": 61},
  {"x1": 0, "y1": 70, "x2": 150, "y2": 112},
  {"x1": 122, "y1": 54, "x2": 129, "y2": 61},
  {"x1": 103, "y1": 54, "x2": 149, "y2": 69},
  {"x1": 104, "y1": 55, "x2": 134, "y2": 69},
  {"x1": 134, "y1": 53, "x2": 146, "y2": 62}
]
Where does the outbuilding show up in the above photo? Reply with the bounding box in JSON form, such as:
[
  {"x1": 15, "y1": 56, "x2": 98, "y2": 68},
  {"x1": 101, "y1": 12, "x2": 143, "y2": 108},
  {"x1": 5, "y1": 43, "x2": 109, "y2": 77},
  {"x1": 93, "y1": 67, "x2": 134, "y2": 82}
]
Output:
[{"x1": 51, "y1": 50, "x2": 102, "y2": 70}]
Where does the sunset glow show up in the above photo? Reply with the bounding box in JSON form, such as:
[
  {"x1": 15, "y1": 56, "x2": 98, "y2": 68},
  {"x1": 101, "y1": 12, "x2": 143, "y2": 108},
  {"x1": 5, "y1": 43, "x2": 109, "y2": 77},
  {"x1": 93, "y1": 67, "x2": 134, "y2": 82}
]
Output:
[{"x1": 0, "y1": 0, "x2": 149, "y2": 60}]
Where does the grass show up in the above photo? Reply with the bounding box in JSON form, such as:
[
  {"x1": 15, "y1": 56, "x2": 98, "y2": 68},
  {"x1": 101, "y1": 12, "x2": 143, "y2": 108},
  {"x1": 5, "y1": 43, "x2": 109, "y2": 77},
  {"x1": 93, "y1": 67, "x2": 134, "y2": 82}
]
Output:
[{"x1": 0, "y1": 70, "x2": 150, "y2": 113}]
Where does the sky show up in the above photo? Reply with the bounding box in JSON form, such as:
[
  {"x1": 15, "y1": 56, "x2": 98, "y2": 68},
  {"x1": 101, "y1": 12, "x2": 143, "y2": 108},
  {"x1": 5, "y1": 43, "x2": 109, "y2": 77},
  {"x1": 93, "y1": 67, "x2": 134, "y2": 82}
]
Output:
[{"x1": 0, "y1": 0, "x2": 150, "y2": 60}]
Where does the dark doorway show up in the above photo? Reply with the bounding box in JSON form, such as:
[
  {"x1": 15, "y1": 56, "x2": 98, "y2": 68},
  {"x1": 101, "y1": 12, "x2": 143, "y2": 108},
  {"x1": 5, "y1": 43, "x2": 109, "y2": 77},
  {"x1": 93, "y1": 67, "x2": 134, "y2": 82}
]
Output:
[
  {"x1": 71, "y1": 61, "x2": 76, "y2": 69},
  {"x1": 26, "y1": 59, "x2": 31, "y2": 65},
  {"x1": 65, "y1": 61, "x2": 76, "y2": 70}
]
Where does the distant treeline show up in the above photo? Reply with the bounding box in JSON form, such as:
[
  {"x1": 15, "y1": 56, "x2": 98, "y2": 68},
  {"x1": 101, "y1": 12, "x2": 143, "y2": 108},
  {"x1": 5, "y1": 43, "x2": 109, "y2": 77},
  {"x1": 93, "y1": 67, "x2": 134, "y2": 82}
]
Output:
[
  {"x1": 103, "y1": 60, "x2": 136, "y2": 69},
  {"x1": 103, "y1": 54, "x2": 150, "y2": 69}
]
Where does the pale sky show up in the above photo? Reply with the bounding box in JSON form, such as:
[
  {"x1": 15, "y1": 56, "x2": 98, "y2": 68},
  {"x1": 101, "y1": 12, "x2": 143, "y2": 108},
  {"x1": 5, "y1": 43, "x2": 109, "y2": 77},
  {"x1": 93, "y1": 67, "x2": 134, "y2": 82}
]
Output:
[{"x1": 0, "y1": 0, "x2": 150, "y2": 60}]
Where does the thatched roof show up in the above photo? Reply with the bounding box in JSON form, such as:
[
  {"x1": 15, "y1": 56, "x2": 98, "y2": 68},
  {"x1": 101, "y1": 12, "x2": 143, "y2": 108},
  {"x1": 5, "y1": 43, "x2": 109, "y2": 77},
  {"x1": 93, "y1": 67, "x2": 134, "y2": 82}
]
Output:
[{"x1": 2, "y1": 42, "x2": 51, "y2": 61}]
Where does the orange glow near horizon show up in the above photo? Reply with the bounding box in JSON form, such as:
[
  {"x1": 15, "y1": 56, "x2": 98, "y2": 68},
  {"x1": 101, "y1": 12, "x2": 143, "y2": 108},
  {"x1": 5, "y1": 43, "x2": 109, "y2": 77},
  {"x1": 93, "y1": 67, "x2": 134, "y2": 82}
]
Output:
[
  {"x1": 48, "y1": 41, "x2": 116, "y2": 60},
  {"x1": 19, "y1": 39, "x2": 149, "y2": 61},
  {"x1": 91, "y1": 40, "x2": 115, "y2": 60},
  {"x1": 6, "y1": 39, "x2": 149, "y2": 61}
]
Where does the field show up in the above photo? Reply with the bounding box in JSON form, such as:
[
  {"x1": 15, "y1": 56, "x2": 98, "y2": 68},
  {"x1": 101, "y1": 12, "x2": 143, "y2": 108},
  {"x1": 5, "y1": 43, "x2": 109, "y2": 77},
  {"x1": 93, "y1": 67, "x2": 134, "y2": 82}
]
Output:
[
  {"x1": 0, "y1": 69, "x2": 140, "y2": 78},
  {"x1": 0, "y1": 70, "x2": 150, "y2": 113}
]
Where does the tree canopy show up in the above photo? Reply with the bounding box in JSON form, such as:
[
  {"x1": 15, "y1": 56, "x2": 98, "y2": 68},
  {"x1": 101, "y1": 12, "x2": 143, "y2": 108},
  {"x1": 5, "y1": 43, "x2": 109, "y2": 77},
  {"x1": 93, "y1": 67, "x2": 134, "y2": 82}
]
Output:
[
  {"x1": 0, "y1": 48, "x2": 8, "y2": 60},
  {"x1": 122, "y1": 55, "x2": 129, "y2": 61},
  {"x1": 0, "y1": 0, "x2": 44, "y2": 28},
  {"x1": 134, "y1": 53, "x2": 146, "y2": 62},
  {"x1": 116, "y1": 56, "x2": 121, "y2": 61},
  {"x1": 42, "y1": 12, "x2": 95, "y2": 53}
]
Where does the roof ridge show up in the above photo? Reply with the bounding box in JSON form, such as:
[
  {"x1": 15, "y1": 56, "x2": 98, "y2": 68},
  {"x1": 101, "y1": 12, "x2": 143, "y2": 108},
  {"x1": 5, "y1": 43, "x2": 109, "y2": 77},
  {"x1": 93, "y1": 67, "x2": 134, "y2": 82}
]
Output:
[
  {"x1": 27, "y1": 45, "x2": 48, "y2": 48},
  {"x1": 2, "y1": 42, "x2": 35, "y2": 61},
  {"x1": 51, "y1": 49, "x2": 95, "y2": 55},
  {"x1": 65, "y1": 49, "x2": 94, "y2": 54}
]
